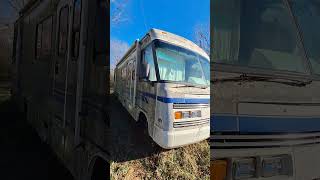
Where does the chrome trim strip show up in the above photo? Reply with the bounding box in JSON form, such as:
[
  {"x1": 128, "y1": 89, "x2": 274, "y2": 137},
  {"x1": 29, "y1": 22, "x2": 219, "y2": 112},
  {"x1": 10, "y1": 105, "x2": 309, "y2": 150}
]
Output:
[
  {"x1": 174, "y1": 118, "x2": 209, "y2": 128},
  {"x1": 173, "y1": 103, "x2": 209, "y2": 109},
  {"x1": 210, "y1": 133, "x2": 320, "y2": 148}
]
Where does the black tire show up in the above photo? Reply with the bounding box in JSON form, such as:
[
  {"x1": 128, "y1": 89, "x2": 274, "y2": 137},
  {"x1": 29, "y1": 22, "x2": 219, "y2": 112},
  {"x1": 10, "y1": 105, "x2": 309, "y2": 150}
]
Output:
[
  {"x1": 137, "y1": 114, "x2": 162, "y2": 150},
  {"x1": 91, "y1": 158, "x2": 109, "y2": 180},
  {"x1": 137, "y1": 113, "x2": 148, "y2": 136}
]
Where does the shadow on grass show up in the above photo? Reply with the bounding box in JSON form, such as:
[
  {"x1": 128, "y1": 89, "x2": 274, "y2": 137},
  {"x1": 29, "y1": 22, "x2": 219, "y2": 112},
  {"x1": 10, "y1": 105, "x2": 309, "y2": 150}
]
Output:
[{"x1": 108, "y1": 93, "x2": 170, "y2": 163}]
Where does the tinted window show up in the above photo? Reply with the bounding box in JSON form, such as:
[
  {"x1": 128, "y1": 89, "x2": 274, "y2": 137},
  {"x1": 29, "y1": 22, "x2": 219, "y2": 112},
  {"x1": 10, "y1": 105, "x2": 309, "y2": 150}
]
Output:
[
  {"x1": 290, "y1": 0, "x2": 320, "y2": 74},
  {"x1": 58, "y1": 6, "x2": 69, "y2": 56},
  {"x1": 36, "y1": 24, "x2": 42, "y2": 59},
  {"x1": 35, "y1": 16, "x2": 53, "y2": 59},
  {"x1": 122, "y1": 67, "x2": 126, "y2": 79},
  {"x1": 73, "y1": 0, "x2": 81, "y2": 28},
  {"x1": 132, "y1": 69, "x2": 135, "y2": 80},
  {"x1": 72, "y1": 0, "x2": 81, "y2": 58},
  {"x1": 12, "y1": 25, "x2": 18, "y2": 62},
  {"x1": 212, "y1": 0, "x2": 307, "y2": 73},
  {"x1": 42, "y1": 16, "x2": 53, "y2": 57}
]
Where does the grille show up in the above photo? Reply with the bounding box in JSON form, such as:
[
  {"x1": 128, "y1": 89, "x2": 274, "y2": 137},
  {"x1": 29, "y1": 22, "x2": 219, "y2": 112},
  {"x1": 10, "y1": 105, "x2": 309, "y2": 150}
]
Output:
[
  {"x1": 173, "y1": 103, "x2": 209, "y2": 109},
  {"x1": 174, "y1": 118, "x2": 210, "y2": 128},
  {"x1": 210, "y1": 132, "x2": 320, "y2": 149}
]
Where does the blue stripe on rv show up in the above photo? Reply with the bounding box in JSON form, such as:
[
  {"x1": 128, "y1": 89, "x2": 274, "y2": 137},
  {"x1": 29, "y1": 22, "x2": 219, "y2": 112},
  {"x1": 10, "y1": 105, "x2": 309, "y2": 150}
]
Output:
[
  {"x1": 138, "y1": 91, "x2": 210, "y2": 104},
  {"x1": 211, "y1": 114, "x2": 320, "y2": 133}
]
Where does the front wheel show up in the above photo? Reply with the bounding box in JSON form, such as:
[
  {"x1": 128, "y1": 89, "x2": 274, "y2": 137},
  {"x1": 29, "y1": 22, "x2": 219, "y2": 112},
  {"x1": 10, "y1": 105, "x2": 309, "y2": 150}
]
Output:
[{"x1": 137, "y1": 116, "x2": 148, "y2": 137}]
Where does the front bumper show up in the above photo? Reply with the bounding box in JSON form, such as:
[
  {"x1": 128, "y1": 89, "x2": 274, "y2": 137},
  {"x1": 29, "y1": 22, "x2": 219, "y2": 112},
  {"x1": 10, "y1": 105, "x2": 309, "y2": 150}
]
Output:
[{"x1": 153, "y1": 123, "x2": 210, "y2": 149}]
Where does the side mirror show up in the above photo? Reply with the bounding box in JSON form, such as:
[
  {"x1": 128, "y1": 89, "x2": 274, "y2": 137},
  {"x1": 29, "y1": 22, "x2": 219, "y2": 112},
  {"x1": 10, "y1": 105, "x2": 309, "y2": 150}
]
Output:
[
  {"x1": 146, "y1": 64, "x2": 150, "y2": 79},
  {"x1": 141, "y1": 63, "x2": 150, "y2": 80}
]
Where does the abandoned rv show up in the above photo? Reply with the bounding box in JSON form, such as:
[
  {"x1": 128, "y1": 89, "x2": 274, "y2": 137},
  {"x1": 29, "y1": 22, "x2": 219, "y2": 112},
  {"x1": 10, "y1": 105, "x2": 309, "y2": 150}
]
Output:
[
  {"x1": 114, "y1": 29, "x2": 210, "y2": 149},
  {"x1": 11, "y1": 0, "x2": 109, "y2": 179}
]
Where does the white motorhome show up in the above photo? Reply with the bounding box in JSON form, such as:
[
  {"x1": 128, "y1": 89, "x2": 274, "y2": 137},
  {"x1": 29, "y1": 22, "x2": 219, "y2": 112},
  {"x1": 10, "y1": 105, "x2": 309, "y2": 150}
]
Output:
[{"x1": 114, "y1": 29, "x2": 210, "y2": 149}]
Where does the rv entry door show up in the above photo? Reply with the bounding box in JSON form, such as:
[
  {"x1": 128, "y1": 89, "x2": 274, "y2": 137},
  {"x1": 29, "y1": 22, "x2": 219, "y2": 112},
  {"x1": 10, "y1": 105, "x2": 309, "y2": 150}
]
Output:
[{"x1": 52, "y1": 0, "x2": 73, "y2": 160}]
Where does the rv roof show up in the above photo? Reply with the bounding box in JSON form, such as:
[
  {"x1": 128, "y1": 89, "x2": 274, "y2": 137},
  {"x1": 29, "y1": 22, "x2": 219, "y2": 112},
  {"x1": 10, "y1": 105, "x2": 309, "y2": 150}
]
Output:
[
  {"x1": 115, "y1": 29, "x2": 210, "y2": 67},
  {"x1": 147, "y1": 28, "x2": 209, "y2": 60}
]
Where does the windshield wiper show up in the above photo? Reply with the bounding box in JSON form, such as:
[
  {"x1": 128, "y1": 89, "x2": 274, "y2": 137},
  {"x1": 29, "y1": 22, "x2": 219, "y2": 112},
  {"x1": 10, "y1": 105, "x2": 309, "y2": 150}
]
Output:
[{"x1": 212, "y1": 74, "x2": 312, "y2": 87}]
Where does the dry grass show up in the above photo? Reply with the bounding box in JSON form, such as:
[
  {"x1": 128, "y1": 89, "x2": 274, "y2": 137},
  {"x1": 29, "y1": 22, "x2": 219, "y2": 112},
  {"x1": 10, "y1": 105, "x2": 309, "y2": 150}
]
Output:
[{"x1": 110, "y1": 140, "x2": 210, "y2": 180}]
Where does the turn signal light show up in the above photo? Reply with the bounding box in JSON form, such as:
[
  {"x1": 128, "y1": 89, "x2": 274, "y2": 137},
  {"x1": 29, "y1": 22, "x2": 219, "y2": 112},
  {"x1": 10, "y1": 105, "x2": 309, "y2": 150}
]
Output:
[
  {"x1": 174, "y1": 110, "x2": 202, "y2": 119},
  {"x1": 211, "y1": 160, "x2": 227, "y2": 180},
  {"x1": 175, "y1": 111, "x2": 182, "y2": 119}
]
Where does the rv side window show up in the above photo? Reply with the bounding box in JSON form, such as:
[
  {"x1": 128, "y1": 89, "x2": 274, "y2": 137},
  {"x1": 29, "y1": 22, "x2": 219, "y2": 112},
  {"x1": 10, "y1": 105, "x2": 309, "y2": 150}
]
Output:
[
  {"x1": 42, "y1": 16, "x2": 53, "y2": 57},
  {"x1": 121, "y1": 68, "x2": 123, "y2": 79},
  {"x1": 122, "y1": 67, "x2": 126, "y2": 79},
  {"x1": 72, "y1": 0, "x2": 82, "y2": 59},
  {"x1": 126, "y1": 66, "x2": 130, "y2": 84},
  {"x1": 141, "y1": 45, "x2": 156, "y2": 81},
  {"x1": 35, "y1": 16, "x2": 53, "y2": 60},
  {"x1": 58, "y1": 6, "x2": 69, "y2": 56},
  {"x1": 12, "y1": 25, "x2": 17, "y2": 63},
  {"x1": 36, "y1": 24, "x2": 43, "y2": 59}
]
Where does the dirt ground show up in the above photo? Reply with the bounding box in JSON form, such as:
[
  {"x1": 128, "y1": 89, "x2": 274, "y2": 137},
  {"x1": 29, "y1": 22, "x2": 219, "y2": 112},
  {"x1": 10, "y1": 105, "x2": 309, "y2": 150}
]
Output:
[{"x1": 0, "y1": 83, "x2": 74, "y2": 180}]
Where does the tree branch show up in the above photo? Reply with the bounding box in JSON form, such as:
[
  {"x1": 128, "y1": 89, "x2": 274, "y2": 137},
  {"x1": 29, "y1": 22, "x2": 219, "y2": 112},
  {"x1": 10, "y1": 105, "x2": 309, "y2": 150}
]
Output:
[{"x1": 7, "y1": 0, "x2": 20, "y2": 14}]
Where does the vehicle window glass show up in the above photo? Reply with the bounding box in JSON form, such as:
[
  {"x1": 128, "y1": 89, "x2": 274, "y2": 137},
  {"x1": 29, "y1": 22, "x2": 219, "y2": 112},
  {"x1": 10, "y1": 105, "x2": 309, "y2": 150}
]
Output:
[
  {"x1": 212, "y1": 0, "x2": 307, "y2": 73},
  {"x1": 12, "y1": 26, "x2": 18, "y2": 62},
  {"x1": 142, "y1": 45, "x2": 157, "y2": 81},
  {"x1": 132, "y1": 69, "x2": 135, "y2": 80},
  {"x1": 73, "y1": 0, "x2": 81, "y2": 28},
  {"x1": 36, "y1": 24, "x2": 42, "y2": 59},
  {"x1": 199, "y1": 58, "x2": 210, "y2": 84},
  {"x1": 289, "y1": 0, "x2": 320, "y2": 74},
  {"x1": 123, "y1": 67, "x2": 126, "y2": 79},
  {"x1": 58, "y1": 6, "x2": 69, "y2": 56},
  {"x1": 42, "y1": 16, "x2": 53, "y2": 57},
  {"x1": 72, "y1": 0, "x2": 81, "y2": 59},
  {"x1": 154, "y1": 41, "x2": 210, "y2": 86}
]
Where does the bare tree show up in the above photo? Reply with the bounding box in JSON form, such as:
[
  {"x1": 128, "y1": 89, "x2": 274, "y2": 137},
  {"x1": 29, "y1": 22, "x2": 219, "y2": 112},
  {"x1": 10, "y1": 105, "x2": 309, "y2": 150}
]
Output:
[
  {"x1": 7, "y1": 0, "x2": 26, "y2": 15},
  {"x1": 194, "y1": 23, "x2": 210, "y2": 56},
  {"x1": 110, "y1": 0, "x2": 130, "y2": 71},
  {"x1": 110, "y1": 39, "x2": 129, "y2": 69},
  {"x1": 111, "y1": 0, "x2": 129, "y2": 26}
]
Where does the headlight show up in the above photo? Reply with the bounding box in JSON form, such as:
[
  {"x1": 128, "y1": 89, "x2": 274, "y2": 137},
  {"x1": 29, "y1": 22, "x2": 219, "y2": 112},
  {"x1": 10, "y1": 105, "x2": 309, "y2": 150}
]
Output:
[
  {"x1": 174, "y1": 110, "x2": 201, "y2": 119},
  {"x1": 230, "y1": 155, "x2": 293, "y2": 180},
  {"x1": 261, "y1": 155, "x2": 293, "y2": 177},
  {"x1": 233, "y1": 158, "x2": 257, "y2": 180}
]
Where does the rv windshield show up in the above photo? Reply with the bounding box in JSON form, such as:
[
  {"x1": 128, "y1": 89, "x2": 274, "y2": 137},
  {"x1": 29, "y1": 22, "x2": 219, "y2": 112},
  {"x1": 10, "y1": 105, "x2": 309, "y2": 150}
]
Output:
[
  {"x1": 212, "y1": 0, "x2": 308, "y2": 74},
  {"x1": 154, "y1": 40, "x2": 210, "y2": 86}
]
